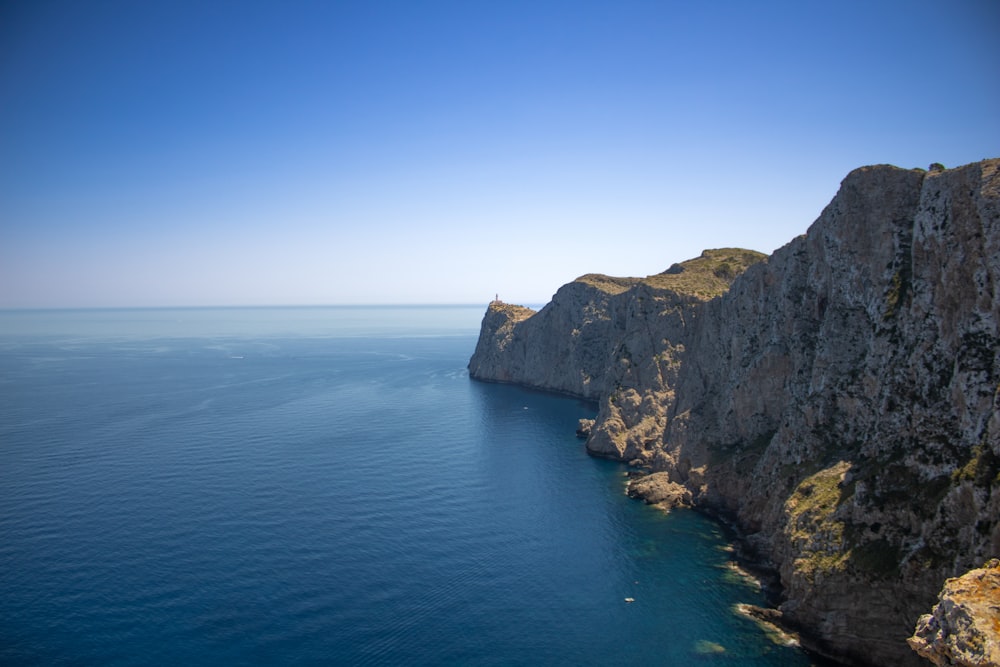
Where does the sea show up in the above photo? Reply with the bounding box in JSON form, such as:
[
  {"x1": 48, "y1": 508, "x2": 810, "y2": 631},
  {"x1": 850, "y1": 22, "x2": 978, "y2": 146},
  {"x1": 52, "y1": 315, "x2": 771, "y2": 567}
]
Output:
[{"x1": 0, "y1": 306, "x2": 817, "y2": 666}]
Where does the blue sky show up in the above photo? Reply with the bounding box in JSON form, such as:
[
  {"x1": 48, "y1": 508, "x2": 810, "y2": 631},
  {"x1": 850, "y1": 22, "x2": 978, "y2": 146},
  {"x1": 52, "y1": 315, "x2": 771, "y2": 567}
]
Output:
[{"x1": 1, "y1": 0, "x2": 998, "y2": 308}]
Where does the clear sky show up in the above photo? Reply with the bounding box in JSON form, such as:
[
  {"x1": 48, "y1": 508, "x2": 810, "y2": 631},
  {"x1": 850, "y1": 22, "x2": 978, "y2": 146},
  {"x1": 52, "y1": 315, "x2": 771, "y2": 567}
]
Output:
[{"x1": 1, "y1": 0, "x2": 998, "y2": 308}]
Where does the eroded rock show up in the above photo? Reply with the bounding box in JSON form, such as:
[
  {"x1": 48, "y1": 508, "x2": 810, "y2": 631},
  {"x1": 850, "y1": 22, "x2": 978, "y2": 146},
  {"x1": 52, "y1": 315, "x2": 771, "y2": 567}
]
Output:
[
  {"x1": 908, "y1": 560, "x2": 1000, "y2": 667},
  {"x1": 469, "y1": 159, "x2": 1000, "y2": 666},
  {"x1": 625, "y1": 471, "x2": 692, "y2": 510}
]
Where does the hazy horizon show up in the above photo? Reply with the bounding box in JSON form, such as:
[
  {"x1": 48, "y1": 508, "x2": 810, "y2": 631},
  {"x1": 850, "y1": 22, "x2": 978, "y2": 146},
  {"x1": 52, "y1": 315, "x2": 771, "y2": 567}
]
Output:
[
  {"x1": 0, "y1": 302, "x2": 528, "y2": 311},
  {"x1": 2, "y1": 1, "x2": 998, "y2": 309}
]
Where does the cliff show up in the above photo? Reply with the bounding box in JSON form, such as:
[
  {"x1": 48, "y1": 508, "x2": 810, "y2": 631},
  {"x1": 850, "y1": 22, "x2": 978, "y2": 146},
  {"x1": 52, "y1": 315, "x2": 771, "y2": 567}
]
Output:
[
  {"x1": 467, "y1": 248, "x2": 766, "y2": 400},
  {"x1": 908, "y1": 559, "x2": 1000, "y2": 666},
  {"x1": 469, "y1": 159, "x2": 1000, "y2": 666}
]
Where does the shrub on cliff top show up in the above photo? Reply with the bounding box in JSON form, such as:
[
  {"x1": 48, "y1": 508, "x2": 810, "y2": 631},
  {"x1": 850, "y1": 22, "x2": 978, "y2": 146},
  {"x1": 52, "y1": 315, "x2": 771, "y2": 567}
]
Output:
[
  {"x1": 578, "y1": 248, "x2": 766, "y2": 300},
  {"x1": 645, "y1": 248, "x2": 766, "y2": 299}
]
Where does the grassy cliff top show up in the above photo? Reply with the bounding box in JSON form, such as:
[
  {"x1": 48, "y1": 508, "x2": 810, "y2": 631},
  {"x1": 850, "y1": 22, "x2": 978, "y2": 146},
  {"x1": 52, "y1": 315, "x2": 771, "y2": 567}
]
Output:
[
  {"x1": 486, "y1": 300, "x2": 536, "y2": 321},
  {"x1": 573, "y1": 273, "x2": 640, "y2": 295},
  {"x1": 576, "y1": 248, "x2": 767, "y2": 300}
]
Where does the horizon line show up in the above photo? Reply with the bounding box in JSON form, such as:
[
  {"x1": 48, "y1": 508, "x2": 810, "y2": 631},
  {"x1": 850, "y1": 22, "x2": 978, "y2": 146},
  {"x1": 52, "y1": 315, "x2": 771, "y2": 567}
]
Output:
[{"x1": 0, "y1": 302, "x2": 549, "y2": 312}]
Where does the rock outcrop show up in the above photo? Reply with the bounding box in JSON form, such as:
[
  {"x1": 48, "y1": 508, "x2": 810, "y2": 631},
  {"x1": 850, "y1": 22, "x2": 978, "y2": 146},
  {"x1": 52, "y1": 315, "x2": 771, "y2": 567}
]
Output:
[
  {"x1": 908, "y1": 559, "x2": 1000, "y2": 667},
  {"x1": 625, "y1": 471, "x2": 693, "y2": 510},
  {"x1": 469, "y1": 159, "x2": 1000, "y2": 666}
]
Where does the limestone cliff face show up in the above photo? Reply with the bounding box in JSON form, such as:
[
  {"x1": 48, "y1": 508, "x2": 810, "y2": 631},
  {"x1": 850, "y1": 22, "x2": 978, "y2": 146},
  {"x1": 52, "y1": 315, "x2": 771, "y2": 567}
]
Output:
[
  {"x1": 468, "y1": 249, "x2": 766, "y2": 402},
  {"x1": 469, "y1": 159, "x2": 1000, "y2": 666},
  {"x1": 908, "y1": 559, "x2": 1000, "y2": 667}
]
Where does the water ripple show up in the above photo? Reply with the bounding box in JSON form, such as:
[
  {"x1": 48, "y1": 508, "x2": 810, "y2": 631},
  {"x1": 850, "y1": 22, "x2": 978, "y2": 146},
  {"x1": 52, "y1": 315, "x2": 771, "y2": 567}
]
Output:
[{"x1": 0, "y1": 320, "x2": 811, "y2": 666}]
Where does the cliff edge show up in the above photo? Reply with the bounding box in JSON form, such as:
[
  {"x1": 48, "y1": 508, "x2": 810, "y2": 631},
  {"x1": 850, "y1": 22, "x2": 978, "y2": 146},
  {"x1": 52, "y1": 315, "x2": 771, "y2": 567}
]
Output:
[
  {"x1": 908, "y1": 559, "x2": 1000, "y2": 667},
  {"x1": 469, "y1": 159, "x2": 1000, "y2": 666}
]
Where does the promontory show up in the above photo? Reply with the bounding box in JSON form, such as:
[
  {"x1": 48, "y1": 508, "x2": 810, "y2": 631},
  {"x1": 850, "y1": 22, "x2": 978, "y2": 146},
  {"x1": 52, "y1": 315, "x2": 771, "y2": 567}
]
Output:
[{"x1": 469, "y1": 159, "x2": 999, "y2": 667}]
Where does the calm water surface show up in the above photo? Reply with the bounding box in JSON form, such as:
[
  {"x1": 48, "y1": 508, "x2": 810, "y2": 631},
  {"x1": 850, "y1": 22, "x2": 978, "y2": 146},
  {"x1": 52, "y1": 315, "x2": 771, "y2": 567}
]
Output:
[{"x1": 0, "y1": 307, "x2": 814, "y2": 665}]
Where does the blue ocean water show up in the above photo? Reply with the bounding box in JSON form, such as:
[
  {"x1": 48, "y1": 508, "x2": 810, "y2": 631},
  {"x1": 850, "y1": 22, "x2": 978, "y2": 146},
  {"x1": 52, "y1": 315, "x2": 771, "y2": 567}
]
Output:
[{"x1": 0, "y1": 307, "x2": 814, "y2": 666}]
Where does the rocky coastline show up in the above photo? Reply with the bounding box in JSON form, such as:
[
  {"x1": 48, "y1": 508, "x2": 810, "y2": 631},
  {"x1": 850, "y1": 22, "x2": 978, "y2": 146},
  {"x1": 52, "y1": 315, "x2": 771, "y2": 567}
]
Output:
[{"x1": 469, "y1": 159, "x2": 1000, "y2": 666}]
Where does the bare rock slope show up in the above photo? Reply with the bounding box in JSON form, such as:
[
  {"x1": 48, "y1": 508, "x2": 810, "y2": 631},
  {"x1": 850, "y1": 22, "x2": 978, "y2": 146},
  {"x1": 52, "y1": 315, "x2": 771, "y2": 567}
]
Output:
[{"x1": 468, "y1": 159, "x2": 1000, "y2": 666}]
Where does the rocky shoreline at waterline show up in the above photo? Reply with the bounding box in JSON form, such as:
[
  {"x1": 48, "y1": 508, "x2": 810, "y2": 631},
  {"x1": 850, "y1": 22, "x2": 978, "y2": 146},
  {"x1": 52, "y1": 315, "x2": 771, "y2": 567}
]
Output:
[{"x1": 470, "y1": 159, "x2": 1000, "y2": 666}]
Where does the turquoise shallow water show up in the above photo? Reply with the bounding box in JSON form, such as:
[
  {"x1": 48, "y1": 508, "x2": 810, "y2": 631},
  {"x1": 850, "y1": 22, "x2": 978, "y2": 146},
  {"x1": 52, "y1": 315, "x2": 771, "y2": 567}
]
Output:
[{"x1": 0, "y1": 306, "x2": 815, "y2": 665}]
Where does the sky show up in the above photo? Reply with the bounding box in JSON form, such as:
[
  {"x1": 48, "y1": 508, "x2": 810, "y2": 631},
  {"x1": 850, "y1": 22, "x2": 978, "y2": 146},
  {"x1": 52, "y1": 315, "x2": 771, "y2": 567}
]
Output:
[{"x1": 1, "y1": 0, "x2": 998, "y2": 308}]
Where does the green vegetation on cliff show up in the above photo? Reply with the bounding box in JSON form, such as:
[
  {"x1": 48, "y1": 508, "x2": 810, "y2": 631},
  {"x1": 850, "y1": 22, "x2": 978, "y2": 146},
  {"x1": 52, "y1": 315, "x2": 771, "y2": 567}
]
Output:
[
  {"x1": 644, "y1": 248, "x2": 767, "y2": 298},
  {"x1": 576, "y1": 248, "x2": 767, "y2": 300},
  {"x1": 785, "y1": 462, "x2": 852, "y2": 580}
]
